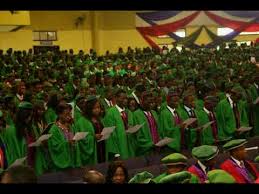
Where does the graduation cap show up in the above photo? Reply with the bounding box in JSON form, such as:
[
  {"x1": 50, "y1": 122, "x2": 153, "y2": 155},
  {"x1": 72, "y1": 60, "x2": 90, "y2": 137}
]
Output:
[
  {"x1": 207, "y1": 170, "x2": 236, "y2": 183},
  {"x1": 158, "y1": 171, "x2": 192, "y2": 184},
  {"x1": 192, "y1": 145, "x2": 219, "y2": 161},
  {"x1": 223, "y1": 139, "x2": 247, "y2": 151},
  {"x1": 161, "y1": 153, "x2": 188, "y2": 166},
  {"x1": 254, "y1": 155, "x2": 259, "y2": 163},
  {"x1": 128, "y1": 171, "x2": 154, "y2": 184}
]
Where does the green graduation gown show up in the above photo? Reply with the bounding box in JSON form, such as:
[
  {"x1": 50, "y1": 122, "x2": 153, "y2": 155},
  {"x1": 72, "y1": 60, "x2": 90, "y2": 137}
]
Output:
[
  {"x1": 2, "y1": 124, "x2": 27, "y2": 166},
  {"x1": 44, "y1": 108, "x2": 57, "y2": 125},
  {"x1": 103, "y1": 106, "x2": 133, "y2": 160},
  {"x1": 153, "y1": 172, "x2": 199, "y2": 183},
  {"x1": 133, "y1": 109, "x2": 162, "y2": 156},
  {"x1": 247, "y1": 84, "x2": 259, "y2": 135},
  {"x1": 159, "y1": 107, "x2": 181, "y2": 152},
  {"x1": 32, "y1": 123, "x2": 50, "y2": 176},
  {"x1": 194, "y1": 109, "x2": 215, "y2": 145},
  {"x1": 48, "y1": 124, "x2": 81, "y2": 171},
  {"x1": 74, "y1": 116, "x2": 98, "y2": 166}
]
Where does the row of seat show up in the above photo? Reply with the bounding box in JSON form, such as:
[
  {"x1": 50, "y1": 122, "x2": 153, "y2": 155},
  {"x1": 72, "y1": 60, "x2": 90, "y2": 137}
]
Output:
[{"x1": 37, "y1": 136, "x2": 259, "y2": 183}]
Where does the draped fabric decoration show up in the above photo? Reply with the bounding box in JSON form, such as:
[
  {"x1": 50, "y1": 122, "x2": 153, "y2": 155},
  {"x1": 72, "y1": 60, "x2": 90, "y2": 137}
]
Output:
[{"x1": 136, "y1": 11, "x2": 259, "y2": 49}]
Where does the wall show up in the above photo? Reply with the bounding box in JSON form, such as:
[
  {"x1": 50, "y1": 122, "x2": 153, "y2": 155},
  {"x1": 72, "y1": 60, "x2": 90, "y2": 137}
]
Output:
[{"x1": 0, "y1": 11, "x2": 259, "y2": 54}]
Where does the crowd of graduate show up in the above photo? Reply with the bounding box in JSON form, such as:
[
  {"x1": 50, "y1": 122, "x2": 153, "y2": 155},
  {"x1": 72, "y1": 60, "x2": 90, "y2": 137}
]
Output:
[{"x1": 0, "y1": 42, "x2": 258, "y2": 183}]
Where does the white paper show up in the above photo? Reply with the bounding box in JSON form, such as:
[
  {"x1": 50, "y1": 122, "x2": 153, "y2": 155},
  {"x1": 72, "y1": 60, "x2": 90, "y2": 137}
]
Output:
[
  {"x1": 155, "y1": 137, "x2": 173, "y2": 147},
  {"x1": 253, "y1": 97, "x2": 259, "y2": 105},
  {"x1": 73, "y1": 132, "x2": 89, "y2": 141},
  {"x1": 9, "y1": 157, "x2": 27, "y2": 168},
  {"x1": 195, "y1": 121, "x2": 215, "y2": 131},
  {"x1": 245, "y1": 146, "x2": 258, "y2": 151},
  {"x1": 236, "y1": 126, "x2": 252, "y2": 133},
  {"x1": 182, "y1": 118, "x2": 197, "y2": 127},
  {"x1": 28, "y1": 134, "x2": 52, "y2": 147},
  {"x1": 126, "y1": 123, "x2": 144, "y2": 134},
  {"x1": 97, "y1": 133, "x2": 112, "y2": 142},
  {"x1": 101, "y1": 126, "x2": 115, "y2": 136}
]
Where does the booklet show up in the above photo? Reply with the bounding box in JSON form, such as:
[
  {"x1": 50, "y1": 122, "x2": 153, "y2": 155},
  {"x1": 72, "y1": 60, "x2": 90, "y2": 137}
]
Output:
[
  {"x1": 245, "y1": 146, "x2": 258, "y2": 151},
  {"x1": 236, "y1": 126, "x2": 252, "y2": 134},
  {"x1": 126, "y1": 123, "x2": 144, "y2": 134},
  {"x1": 97, "y1": 126, "x2": 116, "y2": 142},
  {"x1": 9, "y1": 157, "x2": 27, "y2": 168},
  {"x1": 182, "y1": 118, "x2": 197, "y2": 127},
  {"x1": 195, "y1": 121, "x2": 215, "y2": 131},
  {"x1": 28, "y1": 134, "x2": 52, "y2": 147},
  {"x1": 155, "y1": 137, "x2": 173, "y2": 147},
  {"x1": 73, "y1": 132, "x2": 89, "y2": 141},
  {"x1": 101, "y1": 126, "x2": 115, "y2": 136}
]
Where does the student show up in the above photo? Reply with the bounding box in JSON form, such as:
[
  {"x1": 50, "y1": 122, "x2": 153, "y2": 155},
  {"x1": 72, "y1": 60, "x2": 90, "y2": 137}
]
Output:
[
  {"x1": 83, "y1": 170, "x2": 105, "y2": 184},
  {"x1": 30, "y1": 100, "x2": 51, "y2": 176},
  {"x1": 153, "y1": 153, "x2": 198, "y2": 183},
  {"x1": 106, "y1": 160, "x2": 129, "y2": 184},
  {"x1": 220, "y1": 139, "x2": 259, "y2": 183},
  {"x1": 74, "y1": 96, "x2": 101, "y2": 164},
  {"x1": 1, "y1": 165, "x2": 37, "y2": 183},
  {"x1": 3, "y1": 102, "x2": 34, "y2": 167},
  {"x1": 188, "y1": 145, "x2": 219, "y2": 183},
  {"x1": 133, "y1": 91, "x2": 162, "y2": 156},
  {"x1": 103, "y1": 89, "x2": 134, "y2": 160},
  {"x1": 48, "y1": 102, "x2": 81, "y2": 170}
]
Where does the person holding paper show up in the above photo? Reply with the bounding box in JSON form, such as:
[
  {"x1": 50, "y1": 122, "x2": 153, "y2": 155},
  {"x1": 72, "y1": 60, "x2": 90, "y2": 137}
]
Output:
[
  {"x1": 159, "y1": 90, "x2": 182, "y2": 152},
  {"x1": 195, "y1": 96, "x2": 219, "y2": 145},
  {"x1": 220, "y1": 139, "x2": 259, "y2": 183},
  {"x1": 31, "y1": 100, "x2": 51, "y2": 176},
  {"x1": 44, "y1": 91, "x2": 58, "y2": 125},
  {"x1": 188, "y1": 145, "x2": 219, "y2": 183},
  {"x1": 178, "y1": 92, "x2": 199, "y2": 149},
  {"x1": 133, "y1": 91, "x2": 162, "y2": 156},
  {"x1": 216, "y1": 86, "x2": 249, "y2": 140},
  {"x1": 2, "y1": 102, "x2": 35, "y2": 168},
  {"x1": 103, "y1": 89, "x2": 134, "y2": 160},
  {"x1": 74, "y1": 96, "x2": 100, "y2": 164},
  {"x1": 48, "y1": 102, "x2": 81, "y2": 170},
  {"x1": 245, "y1": 75, "x2": 259, "y2": 136}
]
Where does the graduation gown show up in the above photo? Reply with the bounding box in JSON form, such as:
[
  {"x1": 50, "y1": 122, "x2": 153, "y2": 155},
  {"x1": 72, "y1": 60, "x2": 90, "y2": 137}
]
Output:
[
  {"x1": 44, "y1": 108, "x2": 57, "y2": 125},
  {"x1": 2, "y1": 124, "x2": 27, "y2": 166},
  {"x1": 247, "y1": 84, "x2": 259, "y2": 135},
  {"x1": 153, "y1": 171, "x2": 199, "y2": 183},
  {"x1": 220, "y1": 159, "x2": 259, "y2": 183},
  {"x1": 159, "y1": 107, "x2": 181, "y2": 152},
  {"x1": 133, "y1": 109, "x2": 161, "y2": 156},
  {"x1": 103, "y1": 106, "x2": 133, "y2": 160},
  {"x1": 0, "y1": 133, "x2": 8, "y2": 169},
  {"x1": 194, "y1": 109, "x2": 216, "y2": 145},
  {"x1": 74, "y1": 116, "x2": 97, "y2": 165},
  {"x1": 188, "y1": 163, "x2": 208, "y2": 183},
  {"x1": 216, "y1": 99, "x2": 249, "y2": 139},
  {"x1": 32, "y1": 123, "x2": 51, "y2": 176},
  {"x1": 176, "y1": 106, "x2": 198, "y2": 150},
  {"x1": 48, "y1": 124, "x2": 81, "y2": 171}
]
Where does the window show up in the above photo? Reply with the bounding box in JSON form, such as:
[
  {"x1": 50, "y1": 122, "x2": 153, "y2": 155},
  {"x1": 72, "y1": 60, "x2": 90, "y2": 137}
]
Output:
[
  {"x1": 217, "y1": 27, "x2": 259, "y2": 36},
  {"x1": 158, "y1": 29, "x2": 186, "y2": 38},
  {"x1": 217, "y1": 27, "x2": 234, "y2": 36},
  {"x1": 33, "y1": 31, "x2": 57, "y2": 41}
]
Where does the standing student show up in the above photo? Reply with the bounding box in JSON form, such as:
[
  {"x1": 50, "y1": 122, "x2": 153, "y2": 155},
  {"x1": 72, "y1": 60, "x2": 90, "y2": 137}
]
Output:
[
  {"x1": 103, "y1": 89, "x2": 134, "y2": 160},
  {"x1": 133, "y1": 91, "x2": 162, "y2": 156},
  {"x1": 3, "y1": 102, "x2": 34, "y2": 167},
  {"x1": 48, "y1": 102, "x2": 81, "y2": 170}
]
